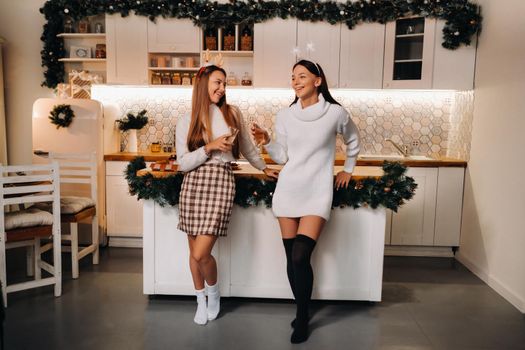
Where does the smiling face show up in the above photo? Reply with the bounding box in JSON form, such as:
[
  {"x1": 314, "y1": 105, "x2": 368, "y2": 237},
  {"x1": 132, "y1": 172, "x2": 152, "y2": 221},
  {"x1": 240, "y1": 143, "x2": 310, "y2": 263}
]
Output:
[
  {"x1": 208, "y1": 70, "x2": 226, "y2": 104},
  {"x1": 291, "y1": 64, "x2": 321, "y2": 101}
]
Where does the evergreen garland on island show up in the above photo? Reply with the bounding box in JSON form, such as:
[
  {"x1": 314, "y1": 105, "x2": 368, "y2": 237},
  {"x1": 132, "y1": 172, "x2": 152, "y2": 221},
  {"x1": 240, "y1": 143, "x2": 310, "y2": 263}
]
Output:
[
  {"x1": 40, "y1": 0, "x2": 482, "y2": 88},
  {"x1": 125, "y1": 157, "x2": 417, "y2": 211}
]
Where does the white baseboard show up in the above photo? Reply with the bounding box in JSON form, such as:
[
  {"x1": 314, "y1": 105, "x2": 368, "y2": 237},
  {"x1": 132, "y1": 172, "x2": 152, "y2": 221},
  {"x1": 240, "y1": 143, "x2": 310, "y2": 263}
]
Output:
[
  {"x1": 108, "y1": 237, "x2": 143, "y2": 248},
  {"x1": 384, "y1": 245, "x2": 454, "y2": 257},
  {"x1": 456, "y1": 251, "x2": 525, "y2": 313}
]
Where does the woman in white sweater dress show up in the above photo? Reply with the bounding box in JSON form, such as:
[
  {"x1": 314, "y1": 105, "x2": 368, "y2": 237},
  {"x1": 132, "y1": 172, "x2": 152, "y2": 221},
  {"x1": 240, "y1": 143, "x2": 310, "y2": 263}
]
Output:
[
  {"x1": 176, "y1": 65, "x2": 278, "y2": 326},
  {"x1": 252, "y1": 60, "x2": 360, "y2": 343}
]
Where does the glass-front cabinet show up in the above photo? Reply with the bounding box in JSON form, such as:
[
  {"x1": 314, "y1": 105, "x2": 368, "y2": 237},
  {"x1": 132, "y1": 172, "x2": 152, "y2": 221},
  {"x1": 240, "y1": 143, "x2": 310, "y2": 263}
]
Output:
[{"x1": 383, "y1": 17, "x2": 436, "y2": 89}]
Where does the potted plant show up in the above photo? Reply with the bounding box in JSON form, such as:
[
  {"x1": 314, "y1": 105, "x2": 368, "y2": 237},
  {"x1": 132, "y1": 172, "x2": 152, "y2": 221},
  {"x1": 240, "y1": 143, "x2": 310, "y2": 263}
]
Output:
[{"x1": 116, "y1": 109, "x2": 149, "y2": 152}]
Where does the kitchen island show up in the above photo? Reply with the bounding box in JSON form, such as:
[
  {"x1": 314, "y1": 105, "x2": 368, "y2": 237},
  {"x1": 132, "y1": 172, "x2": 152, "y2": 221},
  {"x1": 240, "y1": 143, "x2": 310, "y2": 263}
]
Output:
[{"x1": 142, "y1": 163, "x2": 388, "y2": 301}]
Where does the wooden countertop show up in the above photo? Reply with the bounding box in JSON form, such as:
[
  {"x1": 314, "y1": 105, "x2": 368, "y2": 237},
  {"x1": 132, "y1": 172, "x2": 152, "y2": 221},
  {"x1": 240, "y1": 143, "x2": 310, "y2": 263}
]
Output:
[
  {"x1": 137, "y1": 163, "x2": 384, "y2": 180},
  {"x1": 105, "y1": 152, "x2": 467, "y2": 168}
]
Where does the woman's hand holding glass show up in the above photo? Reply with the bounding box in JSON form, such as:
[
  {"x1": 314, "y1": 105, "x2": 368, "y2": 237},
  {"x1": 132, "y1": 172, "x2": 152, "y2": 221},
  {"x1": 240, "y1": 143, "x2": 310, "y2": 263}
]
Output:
[
  {"x1": 250, "y1": 123, "x2": 270, "y2": 146},
  {"x1": 205, "y1": 134, "x2": 233, "y2": 154}
]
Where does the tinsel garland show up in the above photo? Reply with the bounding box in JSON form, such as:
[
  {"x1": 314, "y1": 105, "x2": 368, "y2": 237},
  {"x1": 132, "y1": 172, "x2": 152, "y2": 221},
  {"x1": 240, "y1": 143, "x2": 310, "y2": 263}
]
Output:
[
  {"x1": 40, "y1": 0, "x2": 482, "y2": 88},
  {"x1": 125, "y1": 157, "x2": 417, "y2": 212},
  {"x1": 48, "y1": 103, "x2": 75, "y2": 128}
]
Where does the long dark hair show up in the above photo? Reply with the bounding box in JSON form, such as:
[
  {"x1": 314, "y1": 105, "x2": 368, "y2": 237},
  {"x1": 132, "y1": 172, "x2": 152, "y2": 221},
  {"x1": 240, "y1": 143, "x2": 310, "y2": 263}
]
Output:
[
  {"x1": 290, "y1": 60, "x2": 340, "y2": 106},
  {"x1": 187, "y1": 65, "x2": 240, "y2": 158}
]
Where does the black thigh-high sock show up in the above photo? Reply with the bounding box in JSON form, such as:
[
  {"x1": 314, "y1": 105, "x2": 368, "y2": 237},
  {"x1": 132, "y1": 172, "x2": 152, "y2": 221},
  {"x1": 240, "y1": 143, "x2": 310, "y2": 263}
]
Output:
[
  {"x1": 282, "y1": 238, "x2": 296, "y2": 298},
  {"x1": 291, "y1": 234, "x2": 316, "y2": 343}
]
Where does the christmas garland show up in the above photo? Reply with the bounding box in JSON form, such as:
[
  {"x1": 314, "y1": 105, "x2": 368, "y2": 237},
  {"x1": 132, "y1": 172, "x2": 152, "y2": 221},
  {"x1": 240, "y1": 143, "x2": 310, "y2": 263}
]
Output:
[
  {"x1": 125, "y1": 157, "x2": 417, "y2": 211},
  {"x1": 40, "y1": 0, "x2": 482, "y2": 88},
  {"x1": 48, "y1": 103, "x2": 75, "y2": 128}
]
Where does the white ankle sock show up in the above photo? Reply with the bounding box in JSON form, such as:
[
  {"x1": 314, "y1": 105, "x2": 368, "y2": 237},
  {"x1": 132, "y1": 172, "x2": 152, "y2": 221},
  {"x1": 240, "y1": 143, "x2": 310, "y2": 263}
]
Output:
[
  {"x1": 194, "y1": 288, "x2": 207, "y2": 325},
  {"x1": 206, "y1": 281, "x2": 220, "y2": 321}
]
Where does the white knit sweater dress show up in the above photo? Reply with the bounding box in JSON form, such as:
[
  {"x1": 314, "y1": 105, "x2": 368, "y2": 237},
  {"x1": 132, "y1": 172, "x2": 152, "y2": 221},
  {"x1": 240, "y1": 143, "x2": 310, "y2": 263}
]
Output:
[{"x1": 264, "y1": 94, "x2": 360, "y2": 220}]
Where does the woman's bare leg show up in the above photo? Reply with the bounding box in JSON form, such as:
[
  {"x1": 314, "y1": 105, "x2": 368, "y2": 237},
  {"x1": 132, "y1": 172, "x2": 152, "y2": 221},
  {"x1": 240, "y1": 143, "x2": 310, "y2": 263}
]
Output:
[
  {"x1": 187, "y1": 234, "x2": 218, "y2": 289},
  {"x1": 297, "y1": 215, "x2": 326, "y2": 241},
  {"x1": 187, "y1": 234, "x2": 219, "y2": 325},
  {"x1": 278, "y1": 217, "x2": 300, "y2": 238}
]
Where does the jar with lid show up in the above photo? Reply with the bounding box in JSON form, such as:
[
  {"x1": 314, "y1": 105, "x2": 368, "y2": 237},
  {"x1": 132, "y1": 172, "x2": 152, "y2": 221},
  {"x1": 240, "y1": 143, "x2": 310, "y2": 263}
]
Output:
[
  {"x1": 205, "y1": 28, "x2": 217, "y2": 50},
  {"x1": 94, "y1": 22, "x2": 104, "y2": 33},
  {"x1": 151, "y1": 72, "x2": 162, "y2": 85},
  {"x1": 226, "y1": 71, "x2": 238, "y2": 86},
  {"x1": 171, "y1": 72, "x2": 181, "y2": 85},
  {"x1": 181, "y1": 73, "x2": 191, "y2": 86},
  {"x1": 64, "y1": 17, "x2": 74, "y2": 33},
  {"x1": 240, "y1": 26, "x2": 253, "y2": 51},
  {"x1": 77, "y1": 18, "x2": 90, "y2": 33},
  {"x1": 241, "y1": 72, "x2": 252, "y2": 86},
  {"x1": 223, "y1": 27, "x2": 235, "y2": 51},
  {"x1": 161, "y1": 73, "x2": 172, "y2": 85}
]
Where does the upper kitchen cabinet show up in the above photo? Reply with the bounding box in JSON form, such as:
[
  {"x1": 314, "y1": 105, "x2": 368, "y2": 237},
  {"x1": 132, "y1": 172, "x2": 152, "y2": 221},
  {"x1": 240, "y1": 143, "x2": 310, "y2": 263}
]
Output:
[
  {"x1": 339, "y1": 23, "x2": 385, "y2": 89},
  {"x1": 297, "y1": 21, "x2": 341, "y2": 88},
  {"x1": 147, "y1": 18, "x2": 200, "y2": 53},
  {"x1": 383, "y1": 17, "x2": 436, "y2": 89},
  {"x1": 106, "y1": 14, "x2": 148, "y2": 85},
  {"x1": 57, "y1": 14, "x2": 107, "y2": 82},
  {"x1": 432, "y1": 20, "x2": 476, "y2": 90},
  {"x1": 254, "y1": 19, "x2": 297, "y2": 88}
]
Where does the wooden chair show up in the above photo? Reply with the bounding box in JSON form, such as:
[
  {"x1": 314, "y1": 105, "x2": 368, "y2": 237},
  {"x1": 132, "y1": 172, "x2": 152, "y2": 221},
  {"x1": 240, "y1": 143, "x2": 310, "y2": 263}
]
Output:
[
  {"x1": 0, "y1": 162, "x2": 62, "y2": 306},
  {"x1": 47, "y1": 152, "x2": 99, "y2": 279}
]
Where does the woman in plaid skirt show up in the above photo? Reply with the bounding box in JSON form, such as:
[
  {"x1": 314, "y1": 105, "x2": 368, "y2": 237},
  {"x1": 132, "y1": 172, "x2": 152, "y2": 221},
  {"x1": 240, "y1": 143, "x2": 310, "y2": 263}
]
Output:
[
  {"x1": 176, "y1": 65, "x2": 278, "y2": 326},
  {"x1": 251, "y1": 60, "x2": 360, "y2": 343}
]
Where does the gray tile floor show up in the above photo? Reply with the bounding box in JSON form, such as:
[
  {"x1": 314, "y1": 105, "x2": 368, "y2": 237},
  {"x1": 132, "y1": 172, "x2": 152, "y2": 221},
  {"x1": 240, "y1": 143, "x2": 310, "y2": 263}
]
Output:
[{"x1": 3, "y1": 248, "x2": 525, "y2": 350}]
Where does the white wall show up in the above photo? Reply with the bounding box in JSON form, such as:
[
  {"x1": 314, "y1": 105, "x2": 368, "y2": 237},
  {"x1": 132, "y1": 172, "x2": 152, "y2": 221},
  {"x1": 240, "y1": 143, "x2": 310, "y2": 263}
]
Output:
[
  {"x1": 457, "y1": 0, "x2": 525, "y2": 313},
  {"x1": 0, "y1": 0, "x2": 53, "y2": 165}
]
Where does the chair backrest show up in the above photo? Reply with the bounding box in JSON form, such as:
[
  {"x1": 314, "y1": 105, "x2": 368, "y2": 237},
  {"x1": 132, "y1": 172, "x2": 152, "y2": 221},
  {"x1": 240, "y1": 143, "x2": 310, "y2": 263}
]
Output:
[
  {"x1": 47, "y1": 152, "x2": 97, "y2": 203},
  {"x1": 0, "y1": 162, "x2": 61, "y2": 233}
]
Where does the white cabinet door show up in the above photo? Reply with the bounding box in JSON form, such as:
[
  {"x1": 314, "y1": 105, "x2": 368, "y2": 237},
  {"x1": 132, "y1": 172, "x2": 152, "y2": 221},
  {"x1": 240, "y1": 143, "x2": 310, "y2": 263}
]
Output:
[
  {"x1": 434, "y1": 167, "x2": 465, "y2": 246},
  {"x1": 391, "y1": 167, "x2": 438, "y2": 245},
  {"x1": 383, "y1": 18, "x2": 436, "y2": 89},
  {"x1": 254, "y1": 19, "x2": 297, "y2": 88},
  {"x1": 340, "y1": 23, "x2": 385, "y2": 89},
  {"x1": 147, "y1": 18, "x2": 200, "y2": 53},
  {"x1": 106, "y1": 14, "x2": 148, "y2": 84},
  {"x1": 432, "y1": 20, "x2": 476, "y2": 90},
  {"x1": 105, "y1": 161, "x2": 144, "y2": 237},
  {"x1": 297, "y1": 22, "x2": 341, "y2": 88}
]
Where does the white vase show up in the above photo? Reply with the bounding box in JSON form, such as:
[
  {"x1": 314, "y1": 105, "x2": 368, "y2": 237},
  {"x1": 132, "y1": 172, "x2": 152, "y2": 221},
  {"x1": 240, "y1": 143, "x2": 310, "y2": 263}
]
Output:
[{"x1": 127, "y1": 129, "x2": 138, "y2": 152}]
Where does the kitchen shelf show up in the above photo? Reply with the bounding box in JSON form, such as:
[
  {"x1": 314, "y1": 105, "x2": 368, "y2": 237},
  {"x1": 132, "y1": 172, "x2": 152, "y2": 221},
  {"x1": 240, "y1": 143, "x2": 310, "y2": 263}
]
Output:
[
  {"x1": 59, "y1": 58, "x2": 106, "y2": 62},
  {"x1": 205, "y1": 50, "x2": 254, "y2": 57},
  {"x1": 394, "y1": 59, "x2": 423, "y2": 63},
  {"x1": 395, "y1": 33, "x2": 424, "y2": 38},
  {"x1": 147, "y1": 67, "x2": 199, "y2": 71},
  {"x1": 57, "y1": 33, "x2": 106, "y2": 39}
]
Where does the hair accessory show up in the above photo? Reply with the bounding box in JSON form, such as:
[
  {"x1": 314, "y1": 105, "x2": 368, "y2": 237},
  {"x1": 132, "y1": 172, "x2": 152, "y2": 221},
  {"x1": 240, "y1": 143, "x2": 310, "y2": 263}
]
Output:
[
  {"x1": 203, "y1": 49, "x2": 224, "y2": 68},
  {"x1": 313, "y1": 62, "x2": 321, "y2": 76}
]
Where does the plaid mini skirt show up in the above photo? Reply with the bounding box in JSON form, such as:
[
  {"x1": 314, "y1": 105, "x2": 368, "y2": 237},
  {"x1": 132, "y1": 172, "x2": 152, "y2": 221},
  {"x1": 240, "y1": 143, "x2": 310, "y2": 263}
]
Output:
[{"x1": 178, "y1": 162, "x2": 235, "y2": 237}]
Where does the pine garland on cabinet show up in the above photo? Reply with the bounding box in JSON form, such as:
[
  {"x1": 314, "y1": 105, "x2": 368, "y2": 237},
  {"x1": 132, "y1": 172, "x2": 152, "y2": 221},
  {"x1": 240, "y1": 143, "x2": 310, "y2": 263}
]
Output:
[
  {"x1": 125, "y1": 157, "x2": 417, "y2": 211},
  {"x1": 40, "y1": 0, "x2": 482, "y2": 89}
]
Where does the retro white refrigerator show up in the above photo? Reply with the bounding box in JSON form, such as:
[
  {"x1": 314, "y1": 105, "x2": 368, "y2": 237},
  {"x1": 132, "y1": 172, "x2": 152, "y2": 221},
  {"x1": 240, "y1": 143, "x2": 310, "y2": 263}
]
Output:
[{"x1": 32, "y1": 98, "x2": 106, "y2": 244}]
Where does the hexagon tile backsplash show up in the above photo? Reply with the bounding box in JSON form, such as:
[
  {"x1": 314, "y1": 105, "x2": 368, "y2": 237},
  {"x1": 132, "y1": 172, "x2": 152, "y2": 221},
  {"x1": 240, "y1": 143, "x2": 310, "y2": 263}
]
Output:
[{"x1": 92, "y1": 86, "x2": 474, "y2": 160}]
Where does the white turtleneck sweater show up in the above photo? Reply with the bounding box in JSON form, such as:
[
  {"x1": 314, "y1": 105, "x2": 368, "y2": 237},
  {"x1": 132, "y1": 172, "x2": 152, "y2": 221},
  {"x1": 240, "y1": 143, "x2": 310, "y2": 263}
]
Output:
[
  {"x1": 176, "y1": 104, "x2": 266, "y2": 172},
  {"x1": 264, "y1": 94, "x2": 360, "y2": 220}
]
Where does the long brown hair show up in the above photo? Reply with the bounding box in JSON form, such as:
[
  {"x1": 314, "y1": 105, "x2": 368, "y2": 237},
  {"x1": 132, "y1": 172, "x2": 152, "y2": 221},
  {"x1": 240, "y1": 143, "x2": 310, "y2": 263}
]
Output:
[
  {"x1": 290, "y1": 60, "x2": 341, "y2": 107},
  {"x1": 187, "y1": 65, "x2": 240, "y2": 158}
]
